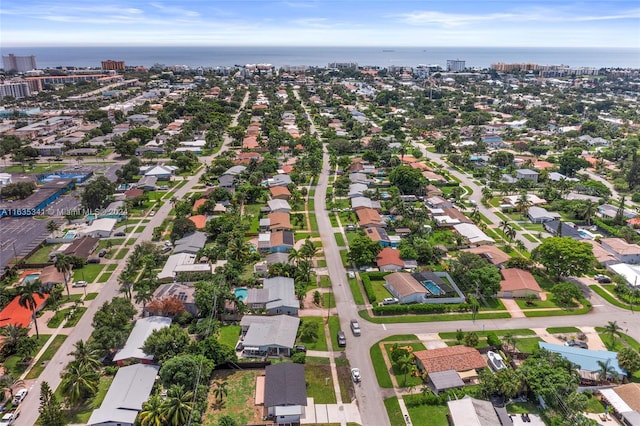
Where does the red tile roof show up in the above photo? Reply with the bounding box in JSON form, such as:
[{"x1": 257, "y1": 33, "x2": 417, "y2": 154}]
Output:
[
  {"x1": 499, "y1": 268, "x2": 542, "y2": 293},
  {"x1": 189, "y1": 215, "x2": 207, "y2": 229},
  {"x1": 376, "y1": 248, "x2": 403, "y2": 268},
  {"x1": 192, "y1": 198, "x2": 207, "y2": 213},
  {"x1": 270, "y1": 186, "x2": 291, "y2": 199},
  {"x1": 0, "y1": 294, "x2": 49, "y2": 328},
  {"x1": 357, "y1": 208, "x2": 383, "y2": 227},
  {"x1": 124, "y1": 188, "x2": 144, "y2": 199},
  {"x1": 413, "y1": 346, "x2": 486, "y2": 373}
]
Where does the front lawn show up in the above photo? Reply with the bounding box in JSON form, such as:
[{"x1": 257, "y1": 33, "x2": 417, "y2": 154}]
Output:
[
  {"x1": 73, "y1": 263, "x2": 104, "y2": 282},
  {"x1": 334, "y1": 232, "x2": 345, "y2": 246},
  {"x1": 26, "y1": 244, "x2": 57, "y2": 264},
  {"x1": 327, "y1": 316, "x2": 342, "y2": 350},
  {"x1": 371, "y1": 343, "x2": 393, "y2": 388},
  {"x1": 4, "y1": 334, "x2": 51, "y2": 377},
  {"x1": 405, "y1": 396, "x2": 449, "y2": 426},
  {"x1": 58, "y1": 375, "x2": 114, "y2": 424},
  {"x1": 296, "y1": 317, "x2": 328, "y2": 351},
  {"x1": 385, "y1": 342, "x2": 426, "y2": 388},
  {"x1": 384, "y1": 397, "x2": 405, "y2": 426},
  {"x1": 305, "y1": 363, "x2": 337, "y2": 404},
  {"x1": 348, "y1": 277, "x2": 365, "y2": 305},
  {"x1": 361, "y1": 310, "x2": 511, "y2": 324},
  {"x1": 514, "y1": 337, "x2": 543, "y2": 354},
  {"x1": 595, "y1": 328, "x2": 640, "y2": 351},
  {"x1": 547, "y1": 327, "x2": 581, "y2": 334},
  {"x1": 515, "y1": 298, "x2": 560, "y2": 309},
  {"x1": 218, "y1": 325, "x2": 241, "y2": 348},
  {"x1": 25, "y1": 335, "x2": 67, "y2": 379}
]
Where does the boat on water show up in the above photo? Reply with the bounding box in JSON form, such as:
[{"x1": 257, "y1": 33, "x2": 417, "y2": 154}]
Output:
[{"x1": 487, "y1": 351, "x2": 507, "y2": 371}]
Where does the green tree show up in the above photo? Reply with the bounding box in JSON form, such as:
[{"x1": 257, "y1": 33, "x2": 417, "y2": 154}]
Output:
[
  {"x1": 532, "y1": 237, "x2": 596, "y2": 281},
  {"x1": 54, "y1": 253, "x2": 73, "y2": 298},
  {"x1": 17, "y1": 280, "x2": 45, "y2": 338},
  {"x1": 0, "y1": 324, "x2": 28, "y2": 356},
  {"x1": 603, "y1": 321, "x2": 623, "y2": 348},
  {"x1": 463, "y1": 332, "x2": 479, "y2": 347},
  {"x1": 114, "y1": 139, "x2": 139, "y2": 157},
  {"x1": 218, "y1": 415, "x2": 239, "y2": 426},
  {"x1": 347, "y1": 235, "x2": 382, "y2": 267},
  {"x1": 46, "y1": 220, "x2": 59, "y2": 236},
  {"x1": 299, "y1": 321, "x2": 319, "y2": 343},
  {"x1": 159, "y1": 354, "x2": 214, "y2": 391},
  {"x1": 142, "y1": 325, "x2": 191, "y2": 363},
  {"x1": 566, "y1": 392, "x2": 588, "y2": 412},
  {"x1": 137, "y1": 394, "x2": 165, "y2": 426},
  {"x1": 617, "y1": 347, "x2": 640, "y2": 377},
  {"x1": 465, "y1": 265, "x2": 502, "y2": 298},
  {"x1": 68, "y1": 340, "x2": 101, "y2": 371},
  {"x1": 393, "y1": 352, "x2": 415, "y2": 387},
  {"x1": 170, "y1": 217, "x2": 197, "y2": 241},
  {"x1": 38, "y1": 381, "x2": 66, "y2": 426},
  {"x1": 388, "y1": 165, "x2": 427, "y2": 195},
  {"x1": 59, "y1": 362, "x2": 100, "y2": 407},
  {"x1": 160, "y1": 385, "x2": 194, "y2": 426},
  {"x1": 596, "y1": 359, "x2": 619, "y2": 384},
  {"x1": 82, "y1": 176, "x2": 116, "y2": 210},
  {"x1": 212, "y1": 380, "x2": 228, "y2": 404},
  {"x1": 550, "y1": 282, "x2": 582, "y2": 306}
]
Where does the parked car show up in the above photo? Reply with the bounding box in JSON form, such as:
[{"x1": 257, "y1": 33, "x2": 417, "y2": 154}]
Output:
[
  {"x1": 149, "y1": 210, "x2": 155, "y2": 217},
  {"x1": 114, "y1": 231, "x2": 126, "y2": 237},
  {"x1": 594, "y1": 274, "x2": 612, "y2": 283},
  {"x1": 294, "y1": 345, "x2": 307, "y2": 353},
  {"x1": 381, "y1": 297, "x2": 399, "y2": 305},
  {"x1": 0, "y1": 411, "x2": 19, "y2": 426},
  {"x1": 98, "y1": 249, "x2": 107, "y2": 257},
  {"x1": 72, "y1": 280, "x2": 88, "y2": 288},
  {"x1": 350, "y1": 320, "x2": 361, "y2": 336},
  {"x1": 347, "y1": 271, "x2": 355, "y2": 279},
  {"x1": 350, "y1": 367, "x2": 361, "y2": 383},
  {"x1": 87, "y1": 257, "x2": 101, "y2": 264},
  {"x1": 160, "y1": 246, "x2": 172, "y2": 254},
  {"x1": 565, "y1": 340, "x2": 588, "y2": 349},
  {"x1": 12, "y1": 388, "x2": 27, "y2": 406},
  {"x1": 337, "y1": 331, "x2": 346, "y2": 347}
]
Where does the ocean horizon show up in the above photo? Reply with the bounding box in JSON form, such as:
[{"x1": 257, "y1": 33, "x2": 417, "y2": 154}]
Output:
[{"x1": 1, "y1": 46, "x2": 639, "y2": 70}]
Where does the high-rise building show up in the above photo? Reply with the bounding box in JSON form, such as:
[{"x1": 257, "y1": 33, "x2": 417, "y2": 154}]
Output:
[
  {"x1": 446, "y1": 59, "x2": 466, "y2": 72},
  {"x1": 101, "y1": 60, "x2": 125, "y2": 71},
  {"x1": 0, "y1": 80, "x2": 31, "y2": 99},
  {"x1": 2, "y1": 54, "x2": 37, "y2": 72}
]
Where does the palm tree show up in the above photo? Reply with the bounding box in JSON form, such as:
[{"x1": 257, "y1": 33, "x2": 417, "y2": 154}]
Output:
[
  {"x1": 59, "y1": 362, "x2": 100, "y2": 408},
  {"x1": 46, "y1": 220, "x2": 59, "y2": 237},
  {"x1": 54, "y1": 253, "x2": 73, "y2": 297},
  {"x1": 582, "y1": 200, "x2": 596, "y2": 225},
  {"x1": 17, "y1": 280, "x2": 45, "y2": 338},
  {"x1": 505, "y1": 225, "x2": 517, "y2": 242},
  {"x1": 300, "y1": 238, "x2": 319, "y2": 261},
  {"x1": 502, "y1": 333, "x2": 516, "y2": 352},
  {"x1": 0, "y1": 324, "x2": 28, "y2": 354},
  {"x1": 499, "y1": 220, "x2": 510, "y2": 235},
  {"x1": 596, "y1": 359, "x2": 619, "y2": 384},
  {"x1": 515, "y1": 192, "x2": 532, "y2": 216},
  {"x1": 138, "y1": 394, "x2": 165, "y2": 426},
  {"x1": 212, "y1": 380, "x2": 228, "y2": 404},
  {"x1": 0, "y1": 374, "x2": 24, "y2": 401},
  {"x1": 394, "y1": 353, "x2": 415, "y2": 387},
  {"x1": 68, "y1": 340, "x2": 101, "y2": 371},
  {"x1": 604, "y1": 321, "x2": 623, "y2": 348},
  {"x1": 134, "y1": 286, "x2": 154, "y2": 311},
  {"x1": 160, "y1": 385, "x2": 194, "y2": 426},
  {"x1": 287, "y1": 248, "x2": 302, "y2": 267}
]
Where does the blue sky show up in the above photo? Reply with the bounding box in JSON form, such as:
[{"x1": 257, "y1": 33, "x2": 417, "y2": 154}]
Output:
[{"x1": 1, "y1": 0, "x2": 639, "y2": 47}]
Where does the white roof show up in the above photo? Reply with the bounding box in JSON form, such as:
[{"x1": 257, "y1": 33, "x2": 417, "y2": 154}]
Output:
[
  {"x1": 453, "y1": 223, "x2": 495, "y2": 245},
  {"x1": 600, "y1": 388, "x2": 634, "y2": 414},
  {"x1": 173, "y1": 263, "x2": 212, "y2": 273},
  {"x1": 180, "y1": 139, "x2": 206, "y2": 147},
  {"x1": 157, "y1": 253, "x2": 196, "y2": 280},
  {"x1": 81, "y1": 218, "x2": 117, "y2": 234},
  {"x1": 447, "y1": 397, "x2": 499, "y2": 426},
  {"x1": 502, "y1": 194, "x2": 546, "y2": 206},
  {"x1": 267, "y1": 199, "x2": 291, "y2": 211},
  {"x1": 528, "y1": 206, "x2": 561, "y2": 220},
  {"x1": 113, "y1": 316, "x2": 172, "y2": 362},
  {"x1": 241, "y1": 315, "x2": 300, "y2": 349},
  {"x1": 609, "y1": 263, "x2": 640, "y2": 287},
  {"x1": 144, "y1": 165, "x2": 177, "y2": 176}
]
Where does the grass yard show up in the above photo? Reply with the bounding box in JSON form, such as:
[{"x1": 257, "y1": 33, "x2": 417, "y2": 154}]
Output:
[
  {"x1": 106, "y1": 264, "x2": 117, "y2": 272},
  {"x1": 218, "y1": 325, "x2": 241, "y2": 348},
  {"x1": 73, "y1": 263, "x2": 104, "y2": 282},
  {"x1": 439, "y1": 329, "x2": 535, "y2": 339},
  {"x1": 384, "y1": 397, "x2": 405, "y2": 426},
  {"x1": 322, "y1": 293, "x2": 336, "y2": 308},
  {"x1": 335, "y1": 356, "x2": 356, "y2": 403},
  {"x1": 3, "y1": 164, "x2": 65, "y2": 173},
  {"x1": 4, "y1": 334, "x2": 51, "y2": 377},
  {"x1": 590, "y1": 285, "x2": 635, "y2": 310},
  {"x1": 97, "y1": 272, "x2": 112, "y2": 283},
  {"x1": 348, "y1": 277, "x2": 365, "y2": 305},
  {"x1": 340, "y1": 249, "x2": 349, "y2": 267},
  {"x1": 514, "y1": 337, "x2": 543, "y2": 354},
  {"x1": 334, "y1": 232, "x2": 345, "y2": 246},
  {"x1": 64, "y1": 307, "x2": 87, "y2": 327},
  {"x1": 115, "y1": 248, "x2": 129, "y2": 259},
  {"x1": 404, "y1": 396, "x2": 449, "y2": 426},
  {"x1": 370, "y1": 278, "x2": 395, "y2": 302},
  {"x1": 327, "y1": 316, "x2": 342, "y2": 350},
  {"x1": 25, "y1": 335, "x2": 67, "y2": 379},
  {"x1": 523, "y1": 234, "x2": 539, "y2": 243},
  {"x1": 84, "y1": 292, "x2": 98, "y2": 301},
  {"x1": 319, "y1": 275, "x2": 332, "y2": 288},
  {"x1": 305, "y1": 364, "x2": 337, "y2": 404},
  {"x1": 595, "y1": 328, "x2": 640, "y2": 351},
  {"x1": 547, "y1": 327, "x2": 581, "y2": 334},
  {"x1": 26, "y1": 244, "x2": 56, "y2": 263},
  {"x1": 296, "y1": 317, "x2": 328, "y2": 351},
  {"x1": 507, "y1": 401, "x2": 541, "y2": 415},
  {"x1": 361, "y1": 310, "x2": 511, "y2": 324},
  {"x1": 585, "y1": 395, "x2": 606, "y2": 413},
  {"x1": 385, "y1": 343, "x2": 426, "y2": 388},
  {"x1": 205, "y1": 370, "x2": 264, "y2": 426},
  {"x1": 371, "y1": 343, "x2": 393, "y2": 388},
  {"x1": 515, "y1": 299, "x2": 559, "y2": 309},
  {"x1": 524, "y1": 298, "x2": 591, "y2": 317},
  {"x1": 59, "y1": 375, "x2": 114, "y2": 424},
  {"x1": 317, "y1": 259, "x2": 327, "y2": 268},
  {"x1": 309, "y1": 213, "x2": 318, "y2": 231}
]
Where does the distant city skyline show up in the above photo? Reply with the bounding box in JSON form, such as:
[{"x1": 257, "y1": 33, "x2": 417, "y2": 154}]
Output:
[{"x1": 1, "y1": 0, "x2": 639, "y2": 48}]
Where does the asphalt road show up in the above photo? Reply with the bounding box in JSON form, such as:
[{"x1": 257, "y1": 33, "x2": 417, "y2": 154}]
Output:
[{"x1": 15, "y1": 91, "x2": 248, "y2": 426}]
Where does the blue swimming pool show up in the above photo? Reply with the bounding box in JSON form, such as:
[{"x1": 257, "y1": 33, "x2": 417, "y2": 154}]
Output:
[
  {"x1": 63, "y1": 232, "x2": 76, "y2": 239},
  {"x1": 22, "y1": 273, "x2": 40, "y2": 285},
  {"x1": 234, "y1": 288, "x2": 248, "y2": 302},
  {"x1": 422, "y1": 280, "x2": 445, "y2": 296}
]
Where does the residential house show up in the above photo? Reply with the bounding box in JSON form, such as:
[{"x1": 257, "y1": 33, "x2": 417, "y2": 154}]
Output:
[
  {"x1": 447, "y1": 396, "x2": 501, "y2": 426},
  {"x1": 113, "y1": 316, "x2": 172, "y2": 366},
  {"x1": 39, "y1": 266, "x2": 65, "y2": 288},
  {"x1": 413, "y1": 345, "x2": 487, "y2": 378},
  {"x1": 349, "y1": 172, "x2": 371, "y2": 186},
  {"x1": 265, "y1": 252, "x2": 292, "y2": 266},
  {"x1": 135, "y1": 176, "x2": 157, "y2": 191},
  {"x1": 599, "y1": 204, "x2": 636, "y2": 220},
  {"x1": 246, "y1": 277, "x2": 298, "y2": 315},
  {"x1": 80, "y1": 218, "x2": 117, "y2": 238},
  {"x1": 173, "y1": 231, "x2": 207, "y2": 255},
  {"x1": 461, "y1": 246, "x2": 511, "y2": 268},
  {"x1": 147, "y1": 283, "x2": 198, "y2": 316},
  {"x1": 263, "y1": 363, "x2": 307, "y2": 425},
  {"x1": 384, "y1": 271, "x2": 465, "y2": 304},
  {"x1": 548, "y1": 172, "x2": 578, "y2": 182},
  {"x1": 124, "y1": 188, "x2": 144, "y2": 200},
  {"x1": 269, "y1": 174, "x2": 292, "y2": 188},
  {"x1": 267, "y1": 212, "x2": 292, "y2": 231},
  {"x1": 515, "y1": 168, "x2": 539, "y2": 182},
  {"x1": 357, "y1": 208, "x2": 386, "y2": 228},
  {"x1": 140, "y1": 165, "x2": 177, "y2": 180},
  {"x1": 270, "y1": 186, "x2": 291, "y2": 200},
  {"x1": 351, "y1": 197, "x2": 381, "y2": 211},
  {"x1": 497, "y1": 268, "x2": 542, "y2": 299},
  {"x1": 600, "y1": 238, "x2": 640, "y2": 264},
  {"x1": 425, "y1": 196, "x2": 453, "y2": 209},
  {"x1": 538, "y1": 342, "x2": 627, "y2": 382},
  {"x1": 267, "y1": 199, "x2": 292, "y2": 214},
  {"x1": 502, "y1": 194, "x2": 546, "y2": 208},
  {"x1": 192, "y1": 198, "x2": 207, "y2": 214},
  {"x1": 584, "y1": 240, "x2": 618, "y2": 265},
  {"x1": 599, "y1": 384, "x2": 640, "y2": 426},
  {"x1": 87, "y1": 364, "x2": 160, "y2": 426},
  {"x1": 453, "y1": 223, "x2": 495, "y2": 246},
  {"x1": 259, "y1": 231, "x2": 295, "y2": 253},
  {"x1": 239, "y1": 315, "x2": 300, "y2": 357},
  {"x1": 365, "y1": 227, "x2": 395, "y2": 247},
  {"x1": 608, "y1": 263, "x2": 640, "y2": 288},
  {"x1": 376, "y1": 248, "x2": 405, "y2": 272},
  {"x1": 0, "y1": 294, "x2": 49, "y2": 328},
  {"x1": 528, "y1": 206, "x2": 561, "y2": 223},
  {"x1": 63, "y1": 236, "x2": 99, "y2": 260},
  {"x1": 543, "y1": 220, "x2": 583, "y2": 240},
  {"x1": 188, "y1": 215, "x2": 207, "y2": 230},
  {"x1": 348, "y1": 183, "x2": 369, "y2": 199},
  {"x1": 427, "y1": 370, "x2": 465, "y2": 395}
]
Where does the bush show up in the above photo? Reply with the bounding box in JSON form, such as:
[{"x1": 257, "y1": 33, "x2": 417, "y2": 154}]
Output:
[
  {"x1": 372, "y1": 303, "x2": 470, "y2": 316},
  {"x1": 292, "y1": 352, "x2": 306, "y2": 364},
  {"x1": 632, "y1": 193, "x2": 640, "y2": 203},
  {"x1": 486, "y1": 332, "x2": 501, "y2": 347},
  {"x1": 360, "y1": 273, "x2": 377, "y2": 303},
  {"x1": 104, "y1": 366, "x2": 119, "y2": 376}
]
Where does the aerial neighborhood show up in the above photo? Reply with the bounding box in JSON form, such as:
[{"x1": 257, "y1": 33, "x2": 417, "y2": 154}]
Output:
[{"x1": 2, "y1": 55, "x2": 640, "y2": 426}]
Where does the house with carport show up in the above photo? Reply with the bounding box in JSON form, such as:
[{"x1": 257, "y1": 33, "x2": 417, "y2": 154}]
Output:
[{"x1": 113, "y1": 316, "x2": 172, "y2": 366}]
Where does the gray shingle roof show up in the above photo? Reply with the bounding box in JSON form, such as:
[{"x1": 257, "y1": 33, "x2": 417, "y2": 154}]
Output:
[{"x1": 264, "y1": 363, "x2": 307, "y2": 407}]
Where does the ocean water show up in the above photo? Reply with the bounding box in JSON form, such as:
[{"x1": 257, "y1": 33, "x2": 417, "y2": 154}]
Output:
[{"x1": 1, "y1": 46, "x2": 638, "y2": 69}]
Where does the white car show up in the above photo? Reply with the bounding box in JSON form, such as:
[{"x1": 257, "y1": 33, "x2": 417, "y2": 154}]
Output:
[
  {"x1": 72, "y1": 280, "x2": 88, "y2": 287},
  {"x1": 12, "y1": 388, "x2": 27, "y2": 405},
  {"x1": 351, "y1": 368, "x2": 361, "y2": 383},
  {"x1": 0, "y1": 412, "x2": 18, "y2": 425}
]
